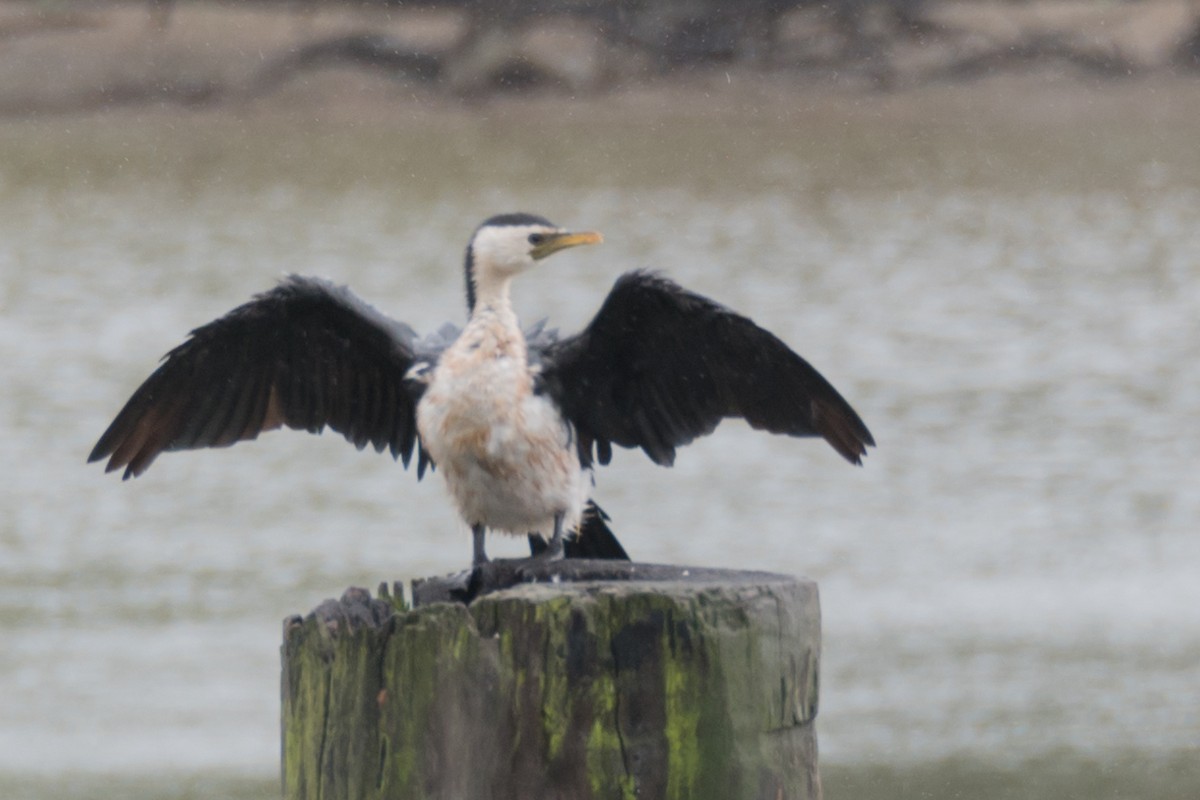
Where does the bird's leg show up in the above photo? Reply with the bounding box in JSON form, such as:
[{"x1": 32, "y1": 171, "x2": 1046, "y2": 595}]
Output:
[
  {"x1": 507, "y1": 513, "x2": 568, "y2": 586},
  {"x1": 542, "y1": 512, "x2": 566, "y2": 561},
  {"x1": 472, "y1": 524, "x2": 489, "y2": 566}
]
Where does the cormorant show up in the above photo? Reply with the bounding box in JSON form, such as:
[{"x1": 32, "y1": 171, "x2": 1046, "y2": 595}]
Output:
[{"x1": 89, "y1": 213, "x2": 875, "y2": 567}]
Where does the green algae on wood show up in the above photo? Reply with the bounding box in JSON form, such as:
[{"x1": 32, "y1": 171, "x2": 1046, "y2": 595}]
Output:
[{"x1": 281, "y1": 568, "x2": 822, "y2": 800}]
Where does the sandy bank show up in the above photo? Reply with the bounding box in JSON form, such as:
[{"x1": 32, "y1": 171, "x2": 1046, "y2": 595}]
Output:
[{"x1": 2, "y1": 0, "x2": 1199, "y2": 121}]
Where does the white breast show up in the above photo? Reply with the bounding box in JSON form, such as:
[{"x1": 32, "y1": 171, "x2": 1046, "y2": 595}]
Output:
[{"x1": 416, "y1": 313, "x2": 586, "y2": 537}]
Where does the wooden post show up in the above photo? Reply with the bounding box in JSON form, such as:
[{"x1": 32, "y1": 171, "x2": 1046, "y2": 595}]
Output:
[{"x1": 281, "y1": 563, "x2": 822, "y2": 800}]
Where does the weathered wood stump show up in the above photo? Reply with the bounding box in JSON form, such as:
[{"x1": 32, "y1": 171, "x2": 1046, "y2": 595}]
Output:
[{"x1": 281, "y1": 562, "x2": 822, "y2": 800}]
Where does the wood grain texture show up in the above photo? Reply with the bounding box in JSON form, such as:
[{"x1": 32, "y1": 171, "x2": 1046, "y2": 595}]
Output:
[{"x1": 282, "y1": 569, "x2": 822, "y2": 800}]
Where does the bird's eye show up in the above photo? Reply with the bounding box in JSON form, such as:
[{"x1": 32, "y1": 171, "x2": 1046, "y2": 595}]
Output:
[{"x1": 528, "y1": 233, "x2": 545, "y2": 245}]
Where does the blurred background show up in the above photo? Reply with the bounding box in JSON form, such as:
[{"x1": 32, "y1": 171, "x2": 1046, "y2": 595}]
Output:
[{"x1": 2, "y1": 1, "x2": 1199, "y2": 798}]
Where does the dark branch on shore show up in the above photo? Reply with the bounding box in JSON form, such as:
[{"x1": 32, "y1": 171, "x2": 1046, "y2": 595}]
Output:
[{"x1": 2, "y1": 0, "x2": 1199, "y2": 115}]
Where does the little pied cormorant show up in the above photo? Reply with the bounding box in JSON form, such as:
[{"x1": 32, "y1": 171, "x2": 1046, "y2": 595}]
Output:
[{"x1": 89, "y1": 213, "x2": 875, "y2": 568}]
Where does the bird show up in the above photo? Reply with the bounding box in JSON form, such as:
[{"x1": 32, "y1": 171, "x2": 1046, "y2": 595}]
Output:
[{"x1": 89, "y1": 212, "x2": 875, "y2": 569}]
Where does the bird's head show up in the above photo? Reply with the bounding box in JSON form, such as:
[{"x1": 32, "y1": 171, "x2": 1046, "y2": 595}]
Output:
[{"x1": 465, "y1": 213, "x2": 602, "y2": 312}]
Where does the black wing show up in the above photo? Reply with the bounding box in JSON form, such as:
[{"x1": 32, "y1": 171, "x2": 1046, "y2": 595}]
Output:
[
  {"x1": 89, "y1": 275, "x2": 425, "y2": 479},
  {"x1": 538, "y1": 270, "x2": 875, "y2": 469}
]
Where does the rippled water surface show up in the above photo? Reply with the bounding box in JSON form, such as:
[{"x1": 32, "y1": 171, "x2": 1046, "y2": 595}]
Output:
[{"x1": 2, "y1": 82, "x2": 1198, "y2": 797}]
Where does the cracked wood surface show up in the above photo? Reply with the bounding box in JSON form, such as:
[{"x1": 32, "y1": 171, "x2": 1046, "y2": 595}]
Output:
[{"x1": 281, "y1": 569, "x2": 822, "y2": 800}]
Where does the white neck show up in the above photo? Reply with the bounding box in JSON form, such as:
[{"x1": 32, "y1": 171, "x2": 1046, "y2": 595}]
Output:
[
  {"x1": 461, "y1": 272, "x2": 525, "y2": 361},
  {"x1": 470, "y1": 270, "x2": 514, "y2": 317}
]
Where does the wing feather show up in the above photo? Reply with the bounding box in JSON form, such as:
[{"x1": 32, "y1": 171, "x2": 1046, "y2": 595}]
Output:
[
  {"x1": 539, "y1": 270, "x2": 874, "y2": 468},
  {"x1": 89, "y1": 275, "x2": 428, "y2": 479}
]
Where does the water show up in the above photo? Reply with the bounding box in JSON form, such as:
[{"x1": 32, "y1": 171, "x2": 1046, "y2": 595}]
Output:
[{"x1": 2, "y1": 80, "x2": 1198, "y2": 797}]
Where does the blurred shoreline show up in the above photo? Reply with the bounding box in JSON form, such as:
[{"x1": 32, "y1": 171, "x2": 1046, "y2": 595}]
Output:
[{"x1": 2, "y1": 0, "x2": 1199, "y2": 119}]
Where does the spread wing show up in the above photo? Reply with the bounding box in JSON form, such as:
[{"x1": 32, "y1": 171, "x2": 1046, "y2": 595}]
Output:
[
  {"x1": 89, "y1": 275, "x2": 428, "y2": 479},
  {"x1": 537, "y1": 270, "x2": 875, "y2": 469}
]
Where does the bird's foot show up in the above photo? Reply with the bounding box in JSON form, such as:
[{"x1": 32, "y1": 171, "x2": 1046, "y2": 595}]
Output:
[
  {"x1": 530, "y1": 538, "x2": 565, "y2": 563},
  {"x1": 461, "y1": 515, "x2": 567, "y2": 598},
  {"x1": 513, "y1": 515, "x2": 565, "y2": 577},
  {"x1": 512, "y1": 547, "x2": 566, "y2": 584}
]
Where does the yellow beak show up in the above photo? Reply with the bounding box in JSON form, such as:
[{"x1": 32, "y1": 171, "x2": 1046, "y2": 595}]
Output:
[{"x1": 532, "y1": 230, "x2": 603, "y2": 260}]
